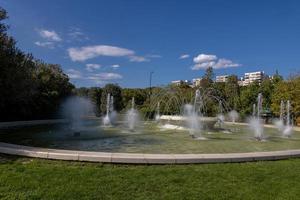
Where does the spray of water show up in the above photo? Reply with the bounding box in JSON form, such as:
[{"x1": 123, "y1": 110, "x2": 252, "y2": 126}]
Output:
[
  {"x1": 228, "y1": 110, "x2": 239, "y2": 123},
  {"x1": 61, "y1": 96, "x2": 94, "y2": 133},
  {"x1": 125, "y1": 97, "x2": 140, "y2": 131},
  {"x1": 103, "y1": 93, "x2": 116, "y2": 126},
  {"x1": 249, "y1": 93, "x2": 264, "y2": 141},
  {"x1": 155, "y1": 102, "x2": 161, "y2": 121},
  {"x1": 184, "y1": 89, "x2": 205, "y2": 140}
]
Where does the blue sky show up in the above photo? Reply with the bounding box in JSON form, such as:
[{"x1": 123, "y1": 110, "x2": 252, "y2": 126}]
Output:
[{"x1": 1, "y1": 0, "x2": 300, "y2": 88}]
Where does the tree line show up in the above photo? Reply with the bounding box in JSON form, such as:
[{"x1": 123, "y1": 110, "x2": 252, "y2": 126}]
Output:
[{"x1": 74, "y1": 67, "x2": 300, "y2": 125}]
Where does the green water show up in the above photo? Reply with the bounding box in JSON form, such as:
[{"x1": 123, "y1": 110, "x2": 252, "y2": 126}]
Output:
[{"x1": 0, "y1": 119, "x2": 300, "y2": 154}]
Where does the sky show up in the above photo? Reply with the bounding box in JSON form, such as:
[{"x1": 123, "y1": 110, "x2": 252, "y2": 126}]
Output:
[{"x1": 1, "y1": 0, "x2": 300, "y2": 88}]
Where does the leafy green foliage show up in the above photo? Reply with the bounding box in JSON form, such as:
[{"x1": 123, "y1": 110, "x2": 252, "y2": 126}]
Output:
[{"x1": 0, "y1": 7, "x2": 74, "y2": 121}]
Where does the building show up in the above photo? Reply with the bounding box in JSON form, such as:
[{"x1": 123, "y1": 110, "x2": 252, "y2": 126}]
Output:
[
  {"x1": 192, "y1": 78, "x2": 202, "y2": 87},
  {"x1": 216, "y1": 75, "x2": 228, "y2": 83},
  {"x1": 171, "y1": 80, "x2": 192, "y2": 87},
  {"x1": 239, "y1": 71, "x2": 265, "y2": 86}
]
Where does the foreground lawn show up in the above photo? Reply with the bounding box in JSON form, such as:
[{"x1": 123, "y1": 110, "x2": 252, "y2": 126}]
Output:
[{"x1": 0, "y1": 154, "x2": 300, "y2": 200}]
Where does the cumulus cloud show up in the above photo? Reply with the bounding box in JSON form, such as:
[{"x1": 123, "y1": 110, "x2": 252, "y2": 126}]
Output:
[
  {"x1": 111, "y1": 64, "x2": 120, "y2": 69},
  {"x1": 66, "y1": 69, "x2": 82, "y2": 79},
  {"x1": 37, "y1": 29, "x2": 62, "y2": 42},
  {"x1": 193, "y1": 54, "x2": 217, "y2": 63},
  {"x1": 214, "y1": 58, "x2": 241, "y2": 68},
  {"x1": 86, "y1": 63, "x2": 101, "y2": 72},
  {"x1": 35, "y1": 29, "x2": 62, "y2": 48},
  {"x1": 192, "y1": 54, "x2": 241, "y2": 70},
  {"x1": 179, "y1": 54, "x2": 190, "y2": 59},
  {"x1": 67, "y1": 45, "x2": 135, "y2": 62}
]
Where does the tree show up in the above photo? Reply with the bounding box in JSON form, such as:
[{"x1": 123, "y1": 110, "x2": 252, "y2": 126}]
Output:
[
  {"x1": 239, "y1": 82, "x2": 260, "y2": 117},
  {"x1": 271, "y1": 76, "x2": 300, "y2": 120},
  {"x1": 88, "y1": 87, "x2": 102, "y2": 116},
  {"x1": 201, "y1": 67, "x2": 214, "y2": 88},
  {"x1": 224, "y1": 75, "x2": 240, "y2": 110},
  {"x1": 0, "y1": 7, "x2": 74, "y2": 121}
]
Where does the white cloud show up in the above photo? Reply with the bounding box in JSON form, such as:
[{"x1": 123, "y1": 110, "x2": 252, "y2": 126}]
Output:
[
  {"x1": 192, "y1": 54, "x2": 241, "y2": 70},
  {"x1": 111, "y1": 64, "x2": 120, "y2": 69},
  {"x1": 129, "y1": 55, "x2": 149, "y2": 62},
  {"x1": 68, "y1": 27, "x2": 89, "y2": 41},
  {"x1": 66, "y1": 68, "x2": 122, "y2": 85},
  {"x1": 38, "y1": 29, "x2": 62, "y2": 42},
  {"x1": 66, "y1": 69, "x2": 82, "y2": 79},
  {"x1": 193, "y1": 54, "x2": 217, "y2": 63},
  {"x1": 146, "y1": 54, "x2": 161, "y2": 58},
  {"x1": 214, "y1": 58, "x2": 241, "y2": 68},
  {"x1": 68, "y1": 45, "x2": 135, "y2": 62},
  {"x1": 34, "y1": 41, "x2": 54, "y2": 48},
  {"x1": 87, "y1": 73, "x2": 122, "y2": 81},
  {"x1": 179, "y1": 54, "x2": 190, "y2": 59},
  {"x1": 86, "y1": 63, "x2": 101, "y2": 72}
]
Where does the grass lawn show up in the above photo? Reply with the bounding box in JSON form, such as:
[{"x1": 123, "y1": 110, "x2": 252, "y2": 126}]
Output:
[{"x1": 0, "y1": 154, "x2": 300, "y2": 200}]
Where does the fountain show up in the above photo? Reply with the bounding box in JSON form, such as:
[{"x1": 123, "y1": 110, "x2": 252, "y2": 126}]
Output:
[
  {"x1": 283, "y1": 100, "x2": 293, "y2": 137},
  {"x1": 155, "y1": 102, "x2": 161, "y2": 121},
  {"x1": 228, "y1": 110, "x2": 239, "y2": 123},
  {"x1": 159, "y1": 88, "x2": 217, "y2": 131},
  {"x1": 125, "y1": 97, "x2": 140, "y2": 131},
  {"x1": 103, "y1": 93, "x2": 116, "y2": 126},
  {"x1": 183, "y1": 89, "x2": 206, "y2": 139},
  {"x1": 275, "y1": 100, "x2": 293, "y2": 137},
  {"x1": 249, "y1": 93, "x2": 264, "y2": 141},
  {"x1": 252, "y1": 104, "x2": 256, "y2": 116},
  {"x1": 217, "y1": 100, "x2": 225, "y2": 128}
]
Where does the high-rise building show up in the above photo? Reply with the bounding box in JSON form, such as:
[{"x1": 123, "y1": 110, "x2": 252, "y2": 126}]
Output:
[
  {"x1": 171, "y1": 80, "x2": 192, "y2": 86},
  {"x1": 192, "y1": 78, "x2": 202, "y2": 87},
  {"x1": 240, "y1": 71, "x2": 265, "y2": 86},
  {"x1": 216, "y1": 75, "x2": 228, "y2": 83}
]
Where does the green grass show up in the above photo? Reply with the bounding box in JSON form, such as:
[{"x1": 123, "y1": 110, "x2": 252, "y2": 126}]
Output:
[{"x1": 1, "y1": 154, "x2": 300, "y2": 199}]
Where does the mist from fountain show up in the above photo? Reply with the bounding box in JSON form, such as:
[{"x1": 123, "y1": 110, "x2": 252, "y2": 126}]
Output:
[
  {"x1": 125, "y1": 97, "x2": 140, "y2": 131},
  {"x1": 155, "y1": 102, "x2": 161, "y2": 121},
  {"x1": 61, "y1": 96, "x2": 94, "y2": 134},
  {"x1": 249, "y1": 93, "x2": 264, "y2": 141},
  {"x1": 103, "y1": 93, "x2": 116, "y2": 126},
  {"x1": 274, "y1": 100, "x2": 293, "y2": 137},
  {"x1": 217, "y1": 100, "x2": 225, "y2": 128},
  {"x1": 283, "y1": 100, "x2": 293, "y2": 137},
  {"x1": 184, "y1": 89, "x2": 205, "y2": 140},
  {"x1": 228, "y1": 110, "x2": 239, "y2": 123}
]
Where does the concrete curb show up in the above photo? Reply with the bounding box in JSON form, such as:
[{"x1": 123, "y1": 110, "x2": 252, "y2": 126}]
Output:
[{"x1": 1, "y1": 142, "x2": 300, "y2": 164}]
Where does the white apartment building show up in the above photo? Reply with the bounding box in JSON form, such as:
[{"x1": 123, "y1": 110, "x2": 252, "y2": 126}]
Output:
[
  {"x1": 192, "y1": 78, "x2": 202, "y2": 87},
  {"x1": 216, "y1": 75, "x2": 228, "y2": 83},
  {"x1": 240, "y1": 71, "x2": 265, "y2": 86},
  {"x1": 171, "y1": 80, "x2": 192, "y2": 86}
]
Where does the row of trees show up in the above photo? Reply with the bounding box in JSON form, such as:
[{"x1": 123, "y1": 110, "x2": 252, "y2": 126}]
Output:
[
  {"x1": 0, "y1": 7, "x2": 74, "y2": 121},
  {"x1": 74, "y1": 67, "x2": 299, "y2": 124}
]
